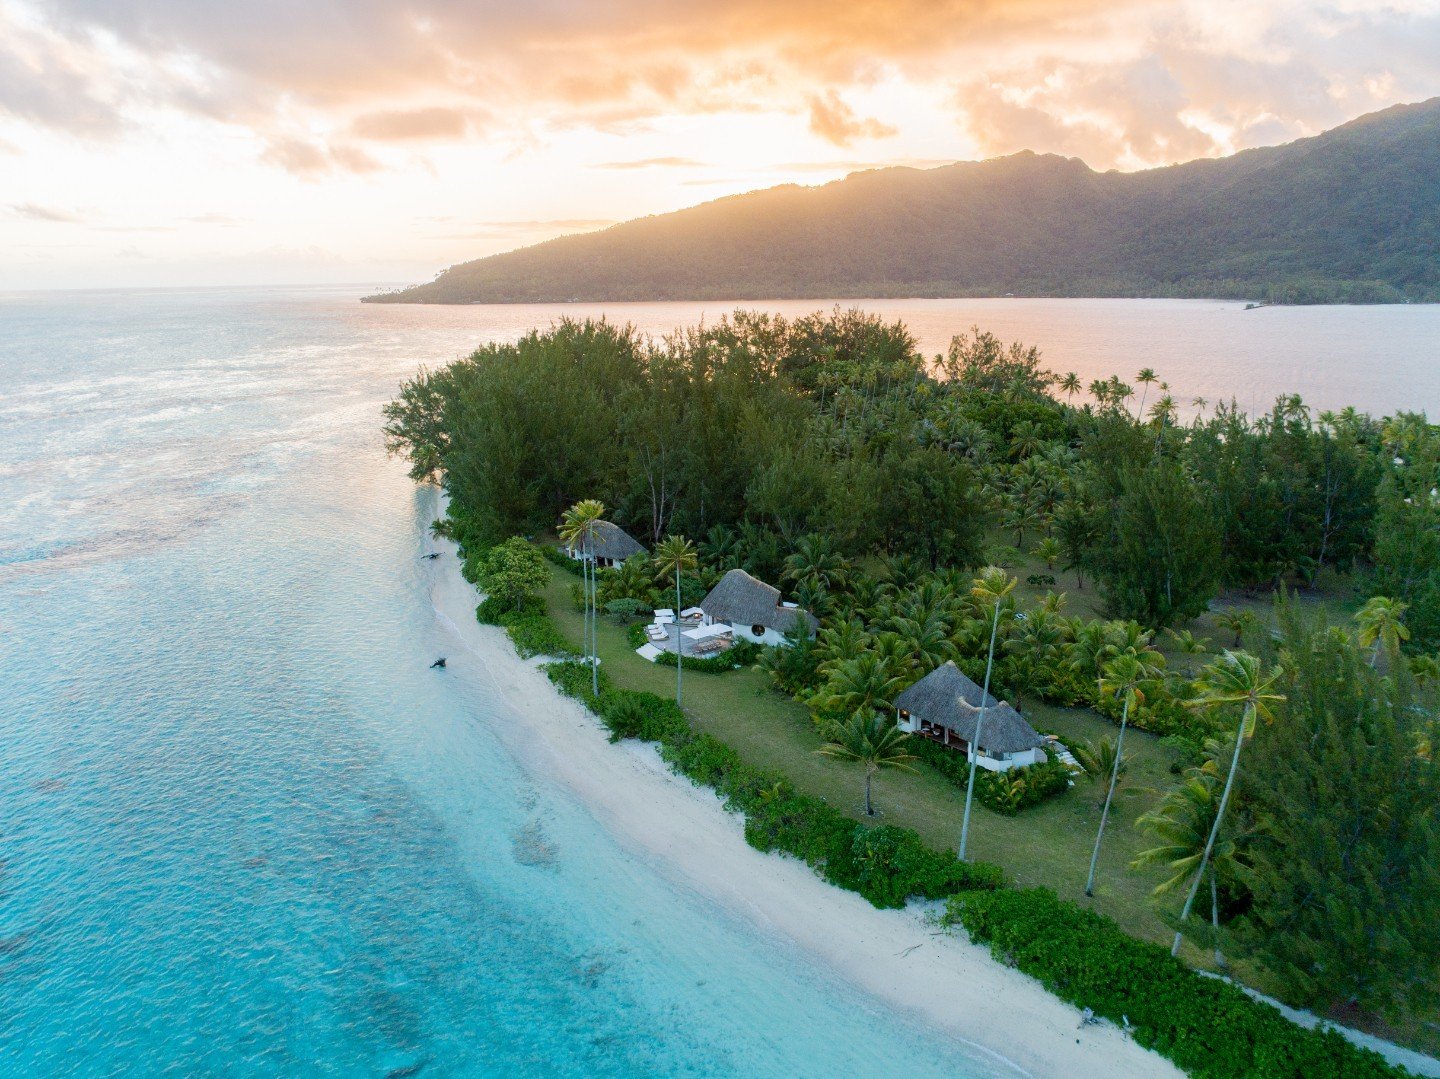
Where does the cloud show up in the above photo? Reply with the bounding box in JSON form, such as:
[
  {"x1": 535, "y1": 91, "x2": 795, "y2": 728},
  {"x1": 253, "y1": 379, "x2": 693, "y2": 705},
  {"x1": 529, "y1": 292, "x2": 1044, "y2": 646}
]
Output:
[
  {"x1": 806, "y1": 90, "x2": 897, "y2": 146},
  {"x1": 10, "y1": 201, "x2": 82, "y2": 222},
  {"x1": 440, "y1": 218, "x2": 616, "y2": 239},
  {"x1": 2, "y1": 0, "x2": 1438, "y2": 176},
  {"x1": 594, "y1": 156, "x2": 705, "y2": 169},
  {"x1": 350, "y1": 106, "x2": 477, "y2": 141},
  {"x1": 259, "y1": 137, "x2": 382, "y2": 177},
  {"x1": 952, "y1": 2, "x2": 1440, "y2": 169}
]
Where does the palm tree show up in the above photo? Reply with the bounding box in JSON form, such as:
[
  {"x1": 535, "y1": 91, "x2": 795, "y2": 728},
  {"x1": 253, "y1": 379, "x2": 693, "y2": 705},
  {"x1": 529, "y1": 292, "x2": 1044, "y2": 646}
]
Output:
[
  {"x1": 1059, "y1": 371, "x2": 1081, "y2": 404},
  {"x1": 1133, "y1": 755, "x2": 1253, "y2": 968},
  {"x1": 783, "y1": 534, "x2": 850, "y2": 595},
  {"x1": 814, "y1": 653, "x2": 905, "y2": 720},
  {"x1": 1165, "y1": 628, "x2": 1211, "y2": 675},
  {"x1": 559, "y1": 499, "x2": 606, "y2": 695},
  {"x1": 1355, "y1": 595, "x2": 1410, "y2": 668},
  {"x1": 653, "y1": 535, "x2": 698, "y2": 705},
  {"x1": 1136, "y1": 367, "x2": 1158, "y2": 415},
  {"x1": 1032, "y1": 537, "x2": 1062, "y2": 571},
  {"x1": 1169, "y1": 650, "x2": 1284, "y2": 956},
  {"x1": 1213, "y1": 609, "x2": 1257, "y2": 649},
  {"x1": 817, "y1": 713, "x2": 918, "y2": 816},
  {"x1": 1085, "y1": 651, "x2": 1165, "y2": 896},
  {"x1": 1408, "y1": 653, "x2": 1440, "y2": 687},
  {"x1": 959, "y1": 567, "x2": 1017, "y2": 860}
]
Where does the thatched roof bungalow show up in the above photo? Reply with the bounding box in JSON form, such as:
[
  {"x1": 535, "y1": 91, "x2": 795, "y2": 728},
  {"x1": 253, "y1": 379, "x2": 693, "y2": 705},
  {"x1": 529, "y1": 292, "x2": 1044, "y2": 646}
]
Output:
[
  {"x1": 699, "y1": 569, "x2": 818, "y2": 647},
  {"x1": 563, "y1": 520, "x2": 647, "y2": 567},
  {"x1": 894, "y1": 661, "x2": 1045, "y2": 772}
]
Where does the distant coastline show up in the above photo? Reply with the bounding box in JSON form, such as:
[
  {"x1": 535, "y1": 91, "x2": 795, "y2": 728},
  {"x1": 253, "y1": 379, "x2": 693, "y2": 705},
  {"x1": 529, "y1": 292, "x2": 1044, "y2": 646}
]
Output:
[
  {"x1": 362, "y1": 284, "x2": 1428, "y2": 307},
  {"x1": 364, "y1": 97, "x2": 1440, "y2": 310}
]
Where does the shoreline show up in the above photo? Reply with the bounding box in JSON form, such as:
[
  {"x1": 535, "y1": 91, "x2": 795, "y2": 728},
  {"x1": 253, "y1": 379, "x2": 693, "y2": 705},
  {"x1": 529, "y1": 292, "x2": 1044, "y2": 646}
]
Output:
[{"x1": 421, "y1": 495, "x2": 1180, "y2": 1079}]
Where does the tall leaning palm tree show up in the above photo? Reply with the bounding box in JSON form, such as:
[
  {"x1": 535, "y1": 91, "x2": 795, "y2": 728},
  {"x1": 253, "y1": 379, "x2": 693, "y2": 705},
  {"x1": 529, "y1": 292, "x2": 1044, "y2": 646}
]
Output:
[
  {"x1": 653, "y1": 534, "x2": 698, "y2": 706},
  {"x1": 1132, "y1": 757, "x2": 1252, "y2": 968},
  {"x1": 817, "y1": 713, "x2": 917, "y2": 816},
  {"x1": 1355, "y1": 595, "x2": 1410, "y2": 668},
  {"x1": 1136, "y1": 367, "x2": 1158, "y2": 416},
  {"x1": 1059, "y1": 371, "x2": 1081, "y2": 405},
  {"x1": 559, "y1": 499, "x2": 605, "y2": 695},
  {"x1": 1085, "y1": 651, "x2": 1164, "y2": 896},
  {"x1": 958, "y1": 567, "x2": 1017, "y2": 861},
  {"x1": 1170, "y1": 650, "x2": 1284, "y2": 956}
]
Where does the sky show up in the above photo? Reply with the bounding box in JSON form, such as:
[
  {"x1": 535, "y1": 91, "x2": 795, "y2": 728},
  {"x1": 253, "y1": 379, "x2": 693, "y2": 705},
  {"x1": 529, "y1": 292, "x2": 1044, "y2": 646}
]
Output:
[{"x1": 2, "y1": 0, "x2": 1438, "y2": 290}]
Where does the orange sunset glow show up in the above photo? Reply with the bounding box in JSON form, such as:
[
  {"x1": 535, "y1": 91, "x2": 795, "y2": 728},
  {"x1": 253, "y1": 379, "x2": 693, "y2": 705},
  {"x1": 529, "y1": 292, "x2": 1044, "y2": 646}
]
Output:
[{"x1": 2, "y1": 0, "x2": 1438, "y2": 288}]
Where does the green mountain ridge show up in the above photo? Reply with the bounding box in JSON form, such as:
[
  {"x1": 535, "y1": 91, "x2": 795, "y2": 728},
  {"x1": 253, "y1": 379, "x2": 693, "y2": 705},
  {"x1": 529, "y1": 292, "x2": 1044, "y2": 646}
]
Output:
[{"x1": 369, "y1": 98, "x2": 1440, "y2": 306}]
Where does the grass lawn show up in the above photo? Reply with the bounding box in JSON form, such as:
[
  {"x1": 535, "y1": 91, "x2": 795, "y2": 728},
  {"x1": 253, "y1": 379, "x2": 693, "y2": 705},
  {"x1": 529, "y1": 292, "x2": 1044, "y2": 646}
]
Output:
[
  {"x1": 541, "y1": 568, "x2": 1184, "y2": 949},
  {"x1": 538, "y1": 560, "x2": 1440, "y2": 1056}
]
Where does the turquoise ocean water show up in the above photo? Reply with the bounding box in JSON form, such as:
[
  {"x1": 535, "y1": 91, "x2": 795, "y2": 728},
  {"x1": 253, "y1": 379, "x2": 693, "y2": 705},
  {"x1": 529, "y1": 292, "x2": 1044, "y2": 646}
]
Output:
[
  {"x1": 0, "y1": 287, "x2": 1018, "y2": 1077},
  {"x1": 2, "y1": 286, "x2": 1437, "y2": 1076}
]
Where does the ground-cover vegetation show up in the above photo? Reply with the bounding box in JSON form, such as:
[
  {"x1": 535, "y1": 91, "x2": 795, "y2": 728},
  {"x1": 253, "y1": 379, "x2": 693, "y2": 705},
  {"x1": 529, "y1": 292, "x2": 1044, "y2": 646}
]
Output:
[{"x1": 390, "y1": 309, "x2": 1440, "y2": 1060}]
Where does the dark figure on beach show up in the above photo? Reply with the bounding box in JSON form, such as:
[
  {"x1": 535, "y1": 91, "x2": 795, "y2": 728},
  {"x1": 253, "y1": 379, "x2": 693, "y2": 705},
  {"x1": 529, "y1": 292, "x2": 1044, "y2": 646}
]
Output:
[
  {"x1": 430, "y1": 658, "x2": 447, "y2": 669},
  {"x1": 425, "y1": 552, "x2": 441, "y2": 560}
]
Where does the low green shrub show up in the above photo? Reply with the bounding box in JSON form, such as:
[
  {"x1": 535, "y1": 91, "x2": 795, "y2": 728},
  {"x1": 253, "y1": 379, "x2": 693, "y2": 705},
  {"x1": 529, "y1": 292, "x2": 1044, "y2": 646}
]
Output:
[
  {"x1": 836, "y1": 826, "x2": 1004, "y2": 907},
  {"x1": 541, "y1": 544, "x2": 585, "y2": 575},
  {"x1": 595, "y1": 689, "x2": 688, "y2": 743},
  {"x1": 505, "y1": 613, "x2": 575, "y2": 659},
  {"x1": 543, "y1": 659, "x2": 609, "y2": 704},
  {"x1": 626, "y1": 622, "x2": 649, "y2": 648},
  {"x1": 945, "y1": 888, "x2": 1403, "y2": 1079},
  {"x1": 678, "y1": 639, "x2": 761, "y2": 673},
  {"x1": 476, "y1": 596, "x2": 575, "y2": 658},
  {"x1": 913, "y1": 739, "x2": 1072, "y2": 815}
]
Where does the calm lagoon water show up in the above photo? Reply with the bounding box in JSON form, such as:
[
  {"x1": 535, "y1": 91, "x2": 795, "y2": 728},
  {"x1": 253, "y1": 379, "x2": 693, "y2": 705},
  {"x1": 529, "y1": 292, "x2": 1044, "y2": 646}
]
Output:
[{"x1": 0, "y1": 285, "x2": 1436, "y2": 1076}]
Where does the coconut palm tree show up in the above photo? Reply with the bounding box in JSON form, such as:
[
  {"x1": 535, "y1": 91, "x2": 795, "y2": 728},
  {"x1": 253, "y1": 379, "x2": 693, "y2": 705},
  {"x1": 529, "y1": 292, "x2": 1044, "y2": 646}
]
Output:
[
  {"x1": 1170, "y1": 650, "x2": 1284, "y2": 956},
  {"x1": 1133, "y1": 754, "x2": 1253, "y2": 968},
  {"x1": 653, "y1": 534, "x2": 698, "y2": 705},
  {"x1": 1355, "y1": 595, "x2": 1410, "y2": 668},
  {"x1": 559, "y1": 499, "x2": 606, "y2": 694},
  {"x1": 814, "y1": 653, "x2": 905, "y2": 720},
  {"x1": 959, "y1": 567, "x2": 1017, "y2": 861},
  {"x1": 1085, "y1": 651, "x2": 1165, "y2": 896},
  {"x1": 817, "y1": 713, "x2": 918, "y2": 816},
  {"x1": 1032, "y1": 537, "x2": 1062, "y2": 571},
  {"x1": 1213, "y1": 609, "x2": 1257, "y2": 649},
  {"x1": 1408, "y1": 653, "x2": 1440, "y2": 688},
  {"x1": 1136, "y1": 367, "x2": 1158, "y2": 415},
  {"x1": 783, "y1": 534, "x2": 850, "y2": 595},
  {"x1": 1059, "y1": 371, "x2": 1081, "y2": 404},
  {"x1": 1165, "y1": 628, "x2": 1211, "y2": 675}
]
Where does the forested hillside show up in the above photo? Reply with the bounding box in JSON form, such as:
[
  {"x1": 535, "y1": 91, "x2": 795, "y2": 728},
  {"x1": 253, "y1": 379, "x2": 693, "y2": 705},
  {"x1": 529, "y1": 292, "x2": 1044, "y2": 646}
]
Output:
[{"x1": 370, "y1": 98, "x2": 1440, "y2": 306}]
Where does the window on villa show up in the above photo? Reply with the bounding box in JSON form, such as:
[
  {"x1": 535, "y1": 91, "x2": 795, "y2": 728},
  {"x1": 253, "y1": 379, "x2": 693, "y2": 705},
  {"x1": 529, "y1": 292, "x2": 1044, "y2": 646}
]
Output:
[{"x1": 751, "y1": 624, "x2": 765, "y2": 637}]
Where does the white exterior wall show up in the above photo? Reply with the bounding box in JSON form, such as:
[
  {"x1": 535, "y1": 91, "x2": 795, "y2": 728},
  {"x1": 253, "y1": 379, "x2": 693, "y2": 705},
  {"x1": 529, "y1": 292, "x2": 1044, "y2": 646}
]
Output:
[
  {"x1": 728, "y1": 622, "x2": 791, "y2": 647},
  {"x1": 895, "y1": 708, "x2": 1041, "y2": 772}
]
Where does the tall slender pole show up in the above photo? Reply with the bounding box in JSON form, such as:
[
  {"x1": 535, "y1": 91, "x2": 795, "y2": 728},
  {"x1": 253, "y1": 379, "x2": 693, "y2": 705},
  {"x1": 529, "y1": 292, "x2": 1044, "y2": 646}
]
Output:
[
  {"x1": 1171, "y1": 706, "x2": 1249, "y2": 956},
  {"x1": 1085, "y1": 696, "x2": 1129, "y2": 896},
  {"x1": 959, "y1": 599, "x2": 1002, "y2": 861},
  {"x1": 675, "y1": 564, "x2": 684, "y2": 705}
]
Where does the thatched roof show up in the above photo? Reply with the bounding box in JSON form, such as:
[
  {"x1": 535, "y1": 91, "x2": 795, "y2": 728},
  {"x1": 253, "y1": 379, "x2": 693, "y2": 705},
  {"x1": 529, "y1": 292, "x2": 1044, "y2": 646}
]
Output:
[
  {"x1": 893, "y1": 661, "x2": 1042, "y2": 755},
  {"x1": 563, "y1": 520, "x2": 646, "y2": 562},
  {"x1": 700, "y1": 569, "x2": 818, "y2": 634}
]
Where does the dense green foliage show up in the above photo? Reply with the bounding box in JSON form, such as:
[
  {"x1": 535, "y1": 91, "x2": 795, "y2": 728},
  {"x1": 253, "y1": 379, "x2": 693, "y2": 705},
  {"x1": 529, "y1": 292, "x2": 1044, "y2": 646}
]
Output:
[
  {"x1": 393, "y1": 308, "x2": 1440, "y2": 1052},
  {"x1": 946, "y1": 888, "x2": 1403, "y2": 1078},
  {"x1": 370, "y1": 99, "x2": 1440, "y2": 307},
  {"x1": 1237, "y1": 605, "x2": 1440, "y2": 1016}
]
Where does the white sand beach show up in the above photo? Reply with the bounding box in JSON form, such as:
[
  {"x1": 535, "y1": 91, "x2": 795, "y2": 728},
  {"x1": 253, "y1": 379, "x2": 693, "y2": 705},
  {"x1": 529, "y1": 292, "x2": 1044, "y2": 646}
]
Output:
[{"x1": 425, "y1": 512, "x2": 1180, "y2": 1079}]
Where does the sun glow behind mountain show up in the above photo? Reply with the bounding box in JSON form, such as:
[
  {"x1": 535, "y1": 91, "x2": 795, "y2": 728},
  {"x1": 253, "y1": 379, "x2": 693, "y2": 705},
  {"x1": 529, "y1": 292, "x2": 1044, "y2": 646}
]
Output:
[{"x1": 1, "y1": 0, "x2": 1438, "y2": 288}]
